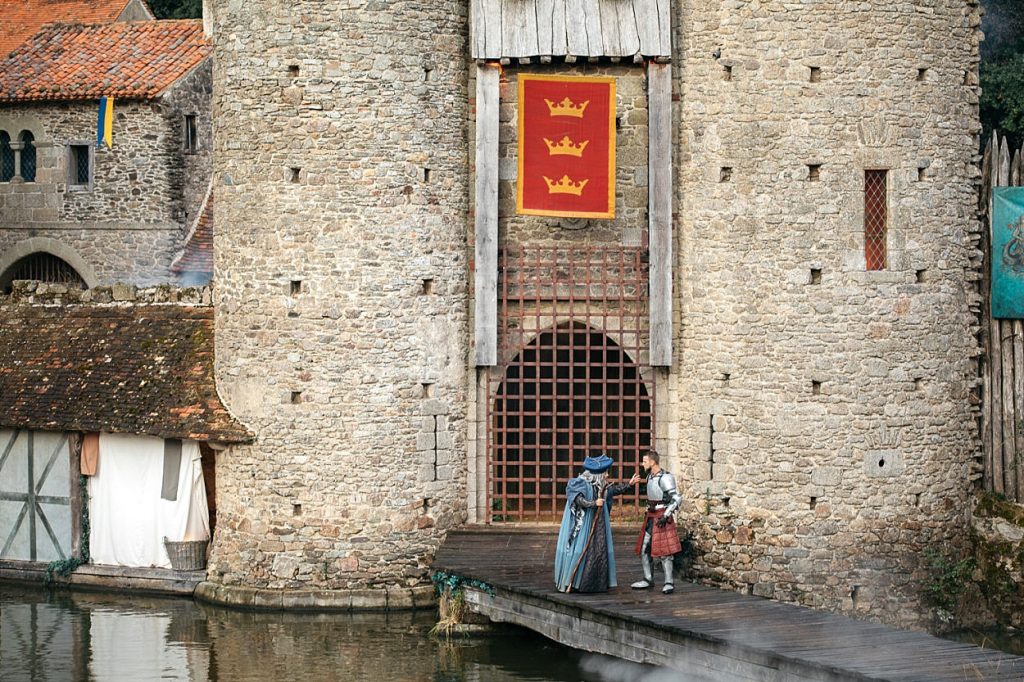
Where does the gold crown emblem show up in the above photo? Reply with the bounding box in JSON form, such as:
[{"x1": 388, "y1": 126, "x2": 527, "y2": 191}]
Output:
[
  {"x1": 544, "y1": 97, "x2": 589, "y2": 118},
  {"x1": 543, "y1": 136, "x2": 589, "y2": 157},
  {"x1": 543, "y1": 174, "x2": 589, "y2": 196}
]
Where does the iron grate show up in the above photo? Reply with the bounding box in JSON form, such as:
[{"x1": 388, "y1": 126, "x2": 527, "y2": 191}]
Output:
[{"x1": 488, "y1": 246, "x2": 653, "y2": 523}]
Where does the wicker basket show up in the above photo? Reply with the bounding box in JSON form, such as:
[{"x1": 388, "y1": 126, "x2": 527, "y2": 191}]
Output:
[{"x1": 163, "y1": 537, "x2": 208, "y2": 571}]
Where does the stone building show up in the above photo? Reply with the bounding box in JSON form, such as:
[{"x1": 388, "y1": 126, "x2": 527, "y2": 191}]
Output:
[
  {"x1": 208, "y1": 0, "x2": 984, "y2": 628},
  {"x1": 0, "y1": 18, "x2": 214, "y2": 290}
]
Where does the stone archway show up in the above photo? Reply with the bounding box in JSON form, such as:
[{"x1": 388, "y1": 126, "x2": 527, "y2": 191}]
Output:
[
  {"x1": 0, "y1": 239, "x2": 97, "y2": 292},
  {"x1": 489, "y1": 321, "x2": 653, "y2": 522}
]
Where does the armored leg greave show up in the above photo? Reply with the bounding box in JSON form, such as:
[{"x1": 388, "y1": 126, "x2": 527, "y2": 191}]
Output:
[{"x1": 639, "y1": 531, "x2": 654, "y2": 582}]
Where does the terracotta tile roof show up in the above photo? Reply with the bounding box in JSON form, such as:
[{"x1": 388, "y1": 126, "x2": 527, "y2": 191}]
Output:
[
  {"x1": 171, "y1": 185, "x2": 213, "y2": 282},
  {"x1": 0, "y1": 304, "x2": 252, "y2": 443},
  {"x1": 0, "y1": 0, "x2": 139, "y2": 58},
  {"x1": 0, "y1": 20, "x2": 210, "y2": 103}
]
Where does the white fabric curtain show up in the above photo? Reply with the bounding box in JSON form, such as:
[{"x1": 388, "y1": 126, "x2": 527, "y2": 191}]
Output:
[{"x1": 89, "y1": 433, "x2": 210, "y2": 568}]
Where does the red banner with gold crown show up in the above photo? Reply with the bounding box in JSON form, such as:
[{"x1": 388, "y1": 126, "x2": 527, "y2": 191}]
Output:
[{"x1": 517, "y1": 74, "x2": 616, "y2": 219}]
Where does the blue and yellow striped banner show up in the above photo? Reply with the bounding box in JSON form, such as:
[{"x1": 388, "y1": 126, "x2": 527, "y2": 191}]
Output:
[{"x1": 96, "y1": 96, "x2": 114, "y2": 149}]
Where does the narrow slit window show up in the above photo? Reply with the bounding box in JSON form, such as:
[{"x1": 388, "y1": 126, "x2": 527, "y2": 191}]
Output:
[
  {"x1": 864, "y1": 170, "x2": 888, "y2": 271},
  {"x1": 19, "y1": 131, "x2": 36, "y2": 182},
  {"x1": 184, "y1": 114, "x2": 198, "y2": 153},
  {"x1": 0, "y1": 132, "x2": 13, "y2": 182},
  {"x1": 70, "y1": 144, "x2": 91, "y2": 186}
]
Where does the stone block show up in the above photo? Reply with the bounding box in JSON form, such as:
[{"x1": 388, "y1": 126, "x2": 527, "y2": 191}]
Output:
[
  {"x1": 415, "y1": 432, "x2": 435, "y2": 451},
  {"x1": 254, "y1": 589, "x2": 283, "y2": 609},
  {"x1": 864, "y1": 449, "x2": 905, "y2": 478},
  {"x1": 350, "y1": 588, "x2": 387, "y2": 610},
  {"x1": 386, "y1": 586, "x2": 415, "y2": 609}
]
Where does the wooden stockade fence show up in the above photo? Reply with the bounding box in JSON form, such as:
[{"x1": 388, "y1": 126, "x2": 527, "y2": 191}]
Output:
[{"x1": 981, "y1": 130, "x2": 1024, "y2": 502}]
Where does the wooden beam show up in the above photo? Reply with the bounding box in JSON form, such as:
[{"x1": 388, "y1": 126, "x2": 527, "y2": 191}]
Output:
[
  {"x1": 565, "y1": 0, "x2": 590, "y2": 57},
  {"x1": 633, "y1": 0, "x2": 660, "y2": 55},
  {"x1": 1002, "y1": 321, "x2": 1016, "y2": 498},
  {"x1": 655, "y1": 0, "x2": 671, "y2": 57},
  {"x1": 536, "y1": 0, "x2": 555, "y2": 56},
  {"x1": 648, "y1": 62, "x2": 672, "y2": 367},
  {"x1": 474, "y1": 65, "x2": 500, "y2": 367}
]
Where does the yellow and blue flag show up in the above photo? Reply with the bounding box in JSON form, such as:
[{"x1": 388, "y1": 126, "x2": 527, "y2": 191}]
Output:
[{"x1": 96, "y1": 97, "x2": 114, "y2": 149}]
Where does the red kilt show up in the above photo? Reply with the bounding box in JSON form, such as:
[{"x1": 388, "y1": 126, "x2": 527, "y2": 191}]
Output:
[{"x1": 635, "y1": 508, "x2": 682, "y2": 558}]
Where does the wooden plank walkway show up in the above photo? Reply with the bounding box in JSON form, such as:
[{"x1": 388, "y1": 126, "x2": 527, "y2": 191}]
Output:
[{"x1": 433, "y1": 527, "x2": 1024, "y2": 682}]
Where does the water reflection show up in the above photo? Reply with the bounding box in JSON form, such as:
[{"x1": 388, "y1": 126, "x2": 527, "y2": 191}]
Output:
[{"x1": 0, "y1": 584, "x2": 660, "y2": 682}]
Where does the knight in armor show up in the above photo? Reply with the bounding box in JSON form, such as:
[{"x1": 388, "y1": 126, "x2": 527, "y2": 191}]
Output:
[
  {"x1": 629, "y1": 449, "x2": 683, "y2": 594},
  {"x1": 554, "y1": 454, "x2": 632, "y2": 593}
]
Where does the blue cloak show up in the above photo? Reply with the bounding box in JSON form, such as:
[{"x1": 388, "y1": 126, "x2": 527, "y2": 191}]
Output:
[{"x1": 553, "y1": 476, "x2": 617, "y2": 592}]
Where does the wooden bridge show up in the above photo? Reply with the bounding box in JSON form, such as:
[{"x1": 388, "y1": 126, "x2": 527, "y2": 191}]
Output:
[{"x1": 433, "y1": 527, "x2": 1024, "y2": 682}]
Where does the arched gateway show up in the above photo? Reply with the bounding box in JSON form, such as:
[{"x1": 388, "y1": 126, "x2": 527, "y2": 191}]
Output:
[
  {"x1": 490, "y1": 321, "x2": 653, "y2": 522},
  {"x1": 485, "y1": 246, "x2": 655, "y2": 523}
]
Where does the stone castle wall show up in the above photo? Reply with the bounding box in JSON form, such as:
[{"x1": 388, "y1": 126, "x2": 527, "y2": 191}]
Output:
[
  {"x1": 210, "y1": 0, "x2": 983, "y2": 628},
  {"x1": 209, "y1": 1, "x2": 470, "y2": 589},
  {"x1": 672, "y1": 0, "x2": 984, "y2": 628}
]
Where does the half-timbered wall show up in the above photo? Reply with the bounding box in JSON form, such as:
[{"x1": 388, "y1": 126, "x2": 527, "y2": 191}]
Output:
[{"x1": 0, "y1": 430, "x2": 74, "y2": 563}]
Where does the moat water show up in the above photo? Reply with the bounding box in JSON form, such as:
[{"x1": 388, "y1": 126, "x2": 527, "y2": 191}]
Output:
[{"x1": 0, "y1": 583, "x2": 675, "y2": 682}]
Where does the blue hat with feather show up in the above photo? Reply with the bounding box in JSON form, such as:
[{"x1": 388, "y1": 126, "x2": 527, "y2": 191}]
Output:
[{"x1": 582, "y1": 453, "x2": 613, "y2": 473}]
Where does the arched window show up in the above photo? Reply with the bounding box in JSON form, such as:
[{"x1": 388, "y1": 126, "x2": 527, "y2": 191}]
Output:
[
  {"x1": 19, "y1": 130, "x2": 36, "y2": 182},
  {"x1": 0, "y1": 132, "x2": 13, "y2": 182},
  {"x1": 0, "y1": 252, "x2": 86, "y2": 293}
]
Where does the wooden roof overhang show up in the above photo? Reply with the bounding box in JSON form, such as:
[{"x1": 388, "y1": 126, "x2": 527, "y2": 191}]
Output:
[{"x1": 470, "y1": 0, "x2": 672, "y2": 62}]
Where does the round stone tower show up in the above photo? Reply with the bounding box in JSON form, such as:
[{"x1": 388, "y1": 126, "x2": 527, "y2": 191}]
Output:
[{"x1": 208, "y1": 1, "x2": 469, "y2": 595}]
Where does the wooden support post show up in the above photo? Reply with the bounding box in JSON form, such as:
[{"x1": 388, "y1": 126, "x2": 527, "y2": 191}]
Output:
[
  {"x1": 1002, "y1": 321, "x2": 1016, "y2": 498},
  {"x1": 69, "y1": 432, "x2": 82, "y2": 560},
  {"x1": 648, "y1": 62, "x2": 672, "y2": 367},
  {"x1": 474, "y1": 64, "x2": 500, "y2": 367}
]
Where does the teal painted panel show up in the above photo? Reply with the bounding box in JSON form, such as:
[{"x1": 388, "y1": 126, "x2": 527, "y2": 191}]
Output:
[{"x1": 992, "y1": 187, "x2": 1024, "y2": 319}]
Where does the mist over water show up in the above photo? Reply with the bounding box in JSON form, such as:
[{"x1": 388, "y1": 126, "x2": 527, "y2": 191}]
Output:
[{"x1": 0, "y1": 583, "x2": 679, "y2": 682}]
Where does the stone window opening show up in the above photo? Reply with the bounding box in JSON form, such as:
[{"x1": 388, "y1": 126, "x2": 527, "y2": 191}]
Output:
[
  {"x1": 720, "y1": 166, "x2": 733, "y2": 183},
  {"x1": 184, "y1": 114, "x2": 198, "y2": 153},
  {"x1": 0, "y1": 131, "x2": 13, "y2": 182},
  {"x1": 807, "y1": 164, "x2": 821, "y2": 181},
  {"x1": 809, "y1": 66, "x2": 821, "y2": 83},
  {"x1": 810, "y1": 268, "x2": 822, "y2": 285},
  {"x1": 864, "y1": 169, "x2": 888, "y2": 270},
  {"x1": 916, "y1": 68, "x2": 928, "y2": 81},
  {"x1": 19, "y1": 131, "x2": 36, "y2": 182},
  {"x1": 68, "y1": 143, "x2": 93, "y2": 190},
  {"x1": 723, "y1": 64, "x2": 732, "y2": 81}
]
